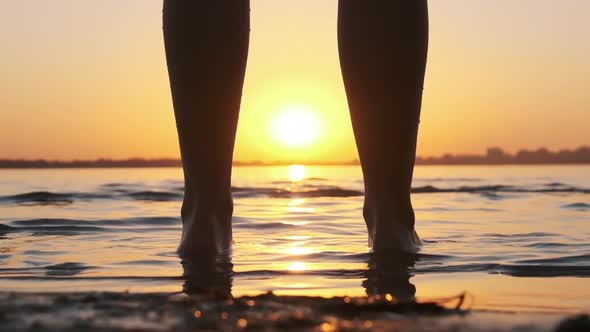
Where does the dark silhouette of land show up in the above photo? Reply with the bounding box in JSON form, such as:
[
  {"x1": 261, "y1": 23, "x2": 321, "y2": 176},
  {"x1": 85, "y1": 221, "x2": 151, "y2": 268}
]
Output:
[
  {"x1": 1, "y1": 147, "x2": 588, "y2": 169},
  {"x1": 415, "y1": 146, "x2": 590, "y2": 165}
]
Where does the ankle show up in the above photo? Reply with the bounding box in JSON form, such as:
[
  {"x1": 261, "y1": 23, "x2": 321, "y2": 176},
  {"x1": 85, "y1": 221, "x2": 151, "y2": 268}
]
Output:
[
  {"x1": 178, "y1": 196, "x2": 234, "y2": 256},
  {"x1": 363, "y1": 202, "x2": 420, "y2": 252},
  {"x1": 363, "y1": 197, "x2": 415, "y2": 228},
  {"x1": 181, "y1": 188, "x2": 234, "y2": 224}
]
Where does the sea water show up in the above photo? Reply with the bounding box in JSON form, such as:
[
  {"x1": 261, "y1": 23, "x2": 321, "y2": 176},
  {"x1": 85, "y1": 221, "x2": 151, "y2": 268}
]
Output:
[{"x1": 0, "y1": 165, "x2": 588, "y2": 313}]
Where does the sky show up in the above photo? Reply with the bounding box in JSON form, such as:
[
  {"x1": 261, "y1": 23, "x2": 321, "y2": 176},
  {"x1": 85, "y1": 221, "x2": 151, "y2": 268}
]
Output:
[{"x1": 0, "y1": 0, "x2": 589, "y2": 162}]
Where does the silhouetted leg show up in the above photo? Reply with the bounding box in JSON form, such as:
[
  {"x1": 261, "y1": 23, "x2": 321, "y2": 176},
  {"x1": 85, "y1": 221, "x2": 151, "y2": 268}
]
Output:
[
  {"x1": 338, "y1": 0, "x2": 428, "y2": 252},
  {"x1": 163, "y1": 1, "x2": 250, "y2": 255}
]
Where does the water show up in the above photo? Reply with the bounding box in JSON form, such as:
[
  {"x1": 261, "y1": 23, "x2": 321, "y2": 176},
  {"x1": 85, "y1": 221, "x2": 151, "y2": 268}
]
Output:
[{"x1": 0, "y1": 165, "x2": 588, "y2": 313}]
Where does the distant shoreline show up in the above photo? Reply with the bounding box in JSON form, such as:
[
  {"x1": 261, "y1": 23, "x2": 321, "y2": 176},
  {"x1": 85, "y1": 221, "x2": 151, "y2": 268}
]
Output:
[
  {"x1": 0, "y1": 161, "x2": 590, "y2": 169},
  {"x1": 1, "y1": 147, "x2": 588, "y2": 169}
]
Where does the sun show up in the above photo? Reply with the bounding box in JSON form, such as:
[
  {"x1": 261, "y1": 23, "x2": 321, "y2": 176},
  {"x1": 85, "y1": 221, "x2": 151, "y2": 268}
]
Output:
[{"x1": 270, "y1": 105, "x2": 322, "y2": 147}]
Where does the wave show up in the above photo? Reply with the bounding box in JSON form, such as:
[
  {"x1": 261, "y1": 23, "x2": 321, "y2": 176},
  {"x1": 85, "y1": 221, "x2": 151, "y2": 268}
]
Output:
[
  {"x1": 523, "y1": 242, "x2": 588, "y2": 248},
  {"x1": 411, "y1": 184, "x2": 589, "y2": 194},
  {"x1": 1, "y1": 263, "x2": 588, "y2": 280},
  {"x1": 45, "y1": 262, "x2": 94, "y2": 276},
  {"x1": 0, "y1": 182, "x2": 587, "y2": 205},
  {"x1": 416, "y1": 177, "x2": 483, "y2": 182},
  {"x1": 0, "y1": 217, "x2": 180, "y2": 235},
  {"x1": 0, "y1": 191, "x2": 109, "y2": 205},
  {"x1": 0, "y1": 190, "x2": 184, "y2": 205},
  {"x1": 515, "y1": 254, "x2": 590, "y2": 265},
  {"x1": 232, "y1": 186, "x2": 363, "y2": 198},
  {"x1": 9, "y1": 217, "x2": 179, "y2": 227},
  {"x1": 493, "y1": 265, "x2": 590, "y2": 277},
  {"x1": 0, "y1": 223, "x2": 108, "y2": 235},
  {"x1": 127, "y1": 191, "x2": 183, "y2": 201},
  {"x1": 415, "y1": 264, "x2": 590, "y2": 277},
  {"x1": 0, "y1": 262, "x2": 94, "y2": 277},
  {"x1": 561, "y1": 202, "x2": 590, "y2": 210},
  {"x1": 481, "y1": 232, "x2": 558, "y2": 238}
]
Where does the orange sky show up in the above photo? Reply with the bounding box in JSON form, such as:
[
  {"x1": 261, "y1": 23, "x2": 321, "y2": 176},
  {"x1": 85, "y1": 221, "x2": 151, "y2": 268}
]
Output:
[{"x1": 0, "y1": 1, "x2": 588, "y2": 162}]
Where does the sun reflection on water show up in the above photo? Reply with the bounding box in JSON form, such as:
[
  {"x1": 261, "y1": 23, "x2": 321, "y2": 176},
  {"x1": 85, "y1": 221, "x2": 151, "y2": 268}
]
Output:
[
  {"x1": 287, "y1": 262, "x2": 307, "y2": 272},
  {"x1": 287, "y1": 235, "x2": 312, "y2": 241},
  {"x1": 284, "y1": 245, "x2": 311, "y2": 256},
  {"x1": 280, "y1": 220, "x2": 310, "y2": 226},
  {"x1": 287, "y1": 198, "x2": 315, "y2": 213},
  {"x1": 288, "y1": 165, "x2": 306, "y2": 182}
]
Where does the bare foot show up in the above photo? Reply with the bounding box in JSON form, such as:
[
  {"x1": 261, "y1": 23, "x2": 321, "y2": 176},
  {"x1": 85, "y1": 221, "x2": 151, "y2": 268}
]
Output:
[
  {"x1": 363, "y1": 202, "x2": 422, "y2": 253},
  {"x1": 177, "y1": 193, "x2": 233, "y2": 257}
]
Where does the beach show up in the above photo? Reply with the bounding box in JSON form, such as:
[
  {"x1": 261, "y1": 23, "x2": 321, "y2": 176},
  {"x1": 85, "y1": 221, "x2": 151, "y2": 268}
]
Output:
[{"x1": 2, "y1": 292, "x2": 588, "y2": 332}]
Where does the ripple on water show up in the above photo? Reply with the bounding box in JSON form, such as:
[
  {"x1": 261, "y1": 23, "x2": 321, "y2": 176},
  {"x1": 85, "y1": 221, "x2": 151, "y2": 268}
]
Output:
[
  {"x1": 0, "y1": 166, "x2": 589, "y2": 313},
  {"x1": 561, "y1": 202, "x2": 590, "y2": 211}
]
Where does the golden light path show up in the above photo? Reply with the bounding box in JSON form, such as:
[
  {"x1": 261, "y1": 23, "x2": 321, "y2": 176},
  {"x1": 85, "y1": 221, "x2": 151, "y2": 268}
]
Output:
[
  {"x1": 287, "y1": 262, "x2": 308, "y2": 272},
  {"x1": 285, "y1": 165, "x2": 312, "y2": 273},
  {"x1": 287, "y1": 165, "x2": 306, "y2": 182},
  {"x1": 269, "y1": 105, "x2": 323, "y2": 148}
]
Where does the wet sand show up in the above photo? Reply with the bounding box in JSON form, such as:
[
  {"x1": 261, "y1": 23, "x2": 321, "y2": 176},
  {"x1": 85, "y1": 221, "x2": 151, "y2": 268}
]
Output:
[{"x1": 0, "y1": 292, "x2": 587, "y2": 332}]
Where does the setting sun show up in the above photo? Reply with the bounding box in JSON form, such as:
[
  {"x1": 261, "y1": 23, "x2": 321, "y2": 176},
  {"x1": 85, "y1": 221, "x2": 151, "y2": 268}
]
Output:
[{"x1": 269, "y1": 106, "x2": 323, "y2": 148}]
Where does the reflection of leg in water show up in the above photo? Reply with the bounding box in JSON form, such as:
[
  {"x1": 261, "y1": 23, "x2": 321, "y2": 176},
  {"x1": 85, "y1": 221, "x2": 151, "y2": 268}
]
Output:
[
  {"x1": 182, "y1": 253, "x2": 234, "y2": 298},
  {"x1": 363, "y1": 253, "x2": 417, "y2": 302},
  {"x1": 338, "y1": 1, "x2": 429, "y2": 252},
  {"x1": 163, "y1": 1, "x2": 250, "y2": 255}
]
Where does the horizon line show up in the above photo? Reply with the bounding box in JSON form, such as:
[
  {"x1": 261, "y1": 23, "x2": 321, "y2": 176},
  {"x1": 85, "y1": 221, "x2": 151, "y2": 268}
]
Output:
[{"x1": 1, "y1": 146, "x2": 589, "y2": 168}]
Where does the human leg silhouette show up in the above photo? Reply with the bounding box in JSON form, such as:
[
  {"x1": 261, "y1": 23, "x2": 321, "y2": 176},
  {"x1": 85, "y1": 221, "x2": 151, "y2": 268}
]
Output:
[
  {"x1": 338, "y1": 0, "x2": 428, "y2": 252},
  {"x1": 163, "y1": 1, "x2": 250, "y2": 255}
]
